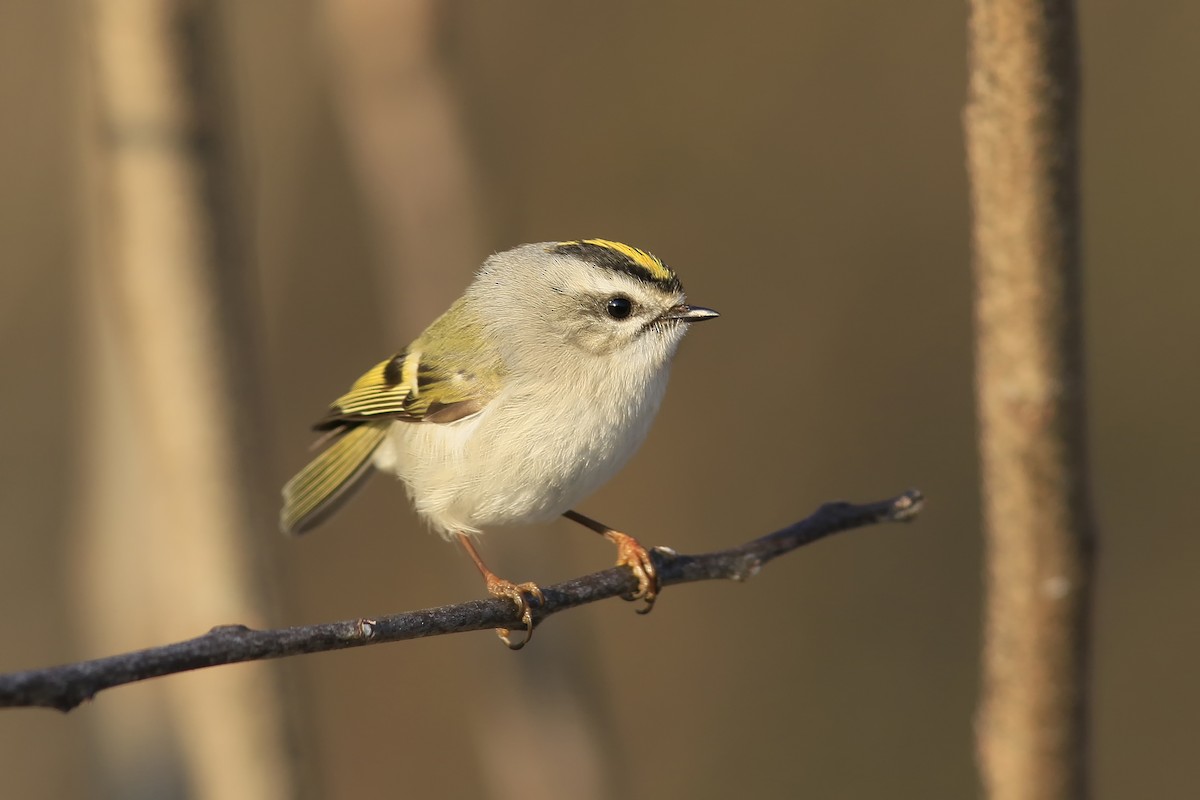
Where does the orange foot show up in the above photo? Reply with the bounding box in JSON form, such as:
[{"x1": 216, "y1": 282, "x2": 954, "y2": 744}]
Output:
[
  {"x1": 485, "y1": 575, "x2": 545, "y2": 650},
  {"x1": 606, "y1": 531, "x2": 659, "y2": 615}
]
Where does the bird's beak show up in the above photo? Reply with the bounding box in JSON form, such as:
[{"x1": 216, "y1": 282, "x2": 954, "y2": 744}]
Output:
[{"x1": 662, "y1": 304, "x2": 720, "y2": 323}]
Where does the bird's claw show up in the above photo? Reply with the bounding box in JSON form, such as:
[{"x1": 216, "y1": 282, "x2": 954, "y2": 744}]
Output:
[
  {"x1": 485, "y1": 577, "x2": 544, "y2": 650},
  {"x1": 609, "y1": 531, "x2": 660, "y2": 614}
]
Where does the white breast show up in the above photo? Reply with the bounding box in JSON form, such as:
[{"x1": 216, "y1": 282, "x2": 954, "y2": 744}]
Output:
[{"x1": 374, "y1": 363, "x2": 672, "y2": 538}]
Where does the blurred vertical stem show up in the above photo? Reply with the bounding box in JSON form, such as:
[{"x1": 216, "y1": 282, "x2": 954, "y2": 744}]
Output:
[
  {"x1": 321, "y1": 0, "x2": 484, "y2": 332},
  {"x1": 965, "y1": 2, "x2": 1095, "y2": 799},
  {"x1": 319, "y1": 5, "x2": 616, "y2": 798},
  {"x1": 81, "y1": 1, "x2": 295, "y2": 798}
]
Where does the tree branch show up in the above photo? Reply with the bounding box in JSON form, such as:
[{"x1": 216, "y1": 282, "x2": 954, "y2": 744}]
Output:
[{"x1": 1, "y1": 490, "x2": 922, "y2": 713}]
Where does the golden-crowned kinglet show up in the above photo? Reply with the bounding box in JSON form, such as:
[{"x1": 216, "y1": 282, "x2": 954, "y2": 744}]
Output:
[{"x1": 280, "y1": 239, "x2": 718, "y2": 648}]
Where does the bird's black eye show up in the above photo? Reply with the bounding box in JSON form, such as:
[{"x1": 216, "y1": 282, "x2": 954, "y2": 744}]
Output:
[{"x1": 605, "y1": 295, "x2": 634, "y2": 320}]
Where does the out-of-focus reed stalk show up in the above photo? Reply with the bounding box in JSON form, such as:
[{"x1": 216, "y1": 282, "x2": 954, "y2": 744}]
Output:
[{"x1": 965, "y1": 2, "x2": 1095, "y2": 798}]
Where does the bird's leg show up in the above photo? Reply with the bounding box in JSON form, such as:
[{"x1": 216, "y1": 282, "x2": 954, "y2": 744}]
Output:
[
  {"x1": 562, "y1": 510, "x2": 659, "y2": 614},
  {"x1": 457, "y1": 534, "x2": 543, "y2": 650}
]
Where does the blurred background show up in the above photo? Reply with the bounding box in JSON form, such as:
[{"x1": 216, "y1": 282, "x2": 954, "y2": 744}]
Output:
[{"x1": 1, "y1": 1, "x2": 1197, "y2": 798}]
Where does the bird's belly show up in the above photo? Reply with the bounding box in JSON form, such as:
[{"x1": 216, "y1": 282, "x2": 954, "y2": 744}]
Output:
[{"x1": 376, "y1": 374, "x2": 667, "y2": 537}]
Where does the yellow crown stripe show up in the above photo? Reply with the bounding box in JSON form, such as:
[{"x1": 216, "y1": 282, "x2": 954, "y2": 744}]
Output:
[{"x1": 578, "y1": 239, "x2": 674, "y2": 284}]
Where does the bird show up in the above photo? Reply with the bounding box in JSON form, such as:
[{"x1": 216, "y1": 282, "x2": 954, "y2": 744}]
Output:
[{"x1": 280, "y1": 239, "x2": 718, "y2": 648}]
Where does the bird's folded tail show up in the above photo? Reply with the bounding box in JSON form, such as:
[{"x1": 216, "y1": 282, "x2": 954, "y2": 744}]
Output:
[{"x1": 280, "y1": 422, "x2": 389, "y2": 535}]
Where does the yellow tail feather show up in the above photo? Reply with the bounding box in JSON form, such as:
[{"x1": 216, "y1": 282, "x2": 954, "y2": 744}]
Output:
[{"x1": 280, "y1": 423, "x2": 388, "y2": 535}]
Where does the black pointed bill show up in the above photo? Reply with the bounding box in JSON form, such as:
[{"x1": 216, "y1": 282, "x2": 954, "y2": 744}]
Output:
[{"x1": 661, "y1": 304, "x2": 719, "y2": 323}]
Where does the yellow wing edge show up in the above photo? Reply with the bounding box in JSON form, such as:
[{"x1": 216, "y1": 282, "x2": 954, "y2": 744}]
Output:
[
  {"x1": 280, "y1": 422, "x2": 389, "y2": 535},
  {"x1": 319, "y1": 356, "x2": 413, "y2": 426}
]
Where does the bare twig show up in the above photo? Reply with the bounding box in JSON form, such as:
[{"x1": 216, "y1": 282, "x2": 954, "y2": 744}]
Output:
[
  {"x1": 964, "y1": 2, "x2": 1094, "y2": 798},
  {"x1": 1, "y1": 491, "x2": 921, "y2": 713}
]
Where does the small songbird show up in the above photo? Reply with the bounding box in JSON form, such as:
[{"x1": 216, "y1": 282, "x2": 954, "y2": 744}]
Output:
[{"x1": 280, "y1": 239, "x2": 718, "y2": 648}]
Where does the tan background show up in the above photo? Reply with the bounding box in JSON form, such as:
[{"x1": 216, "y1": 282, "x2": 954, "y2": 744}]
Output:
[{"x1": 2, "y1": 2, "x2": 1197, "y2": 798}]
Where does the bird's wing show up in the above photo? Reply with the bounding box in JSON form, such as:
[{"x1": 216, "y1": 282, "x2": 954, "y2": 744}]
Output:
[
  {"x1": 280, "y1": 422, "x2": 388, "y2": 534},
  {"x1": 314, "y1": 349, "x2": 494, "y2": 429},
  {"x1": 281, "y1": 349, "x2": 498, "y2": 534}
]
